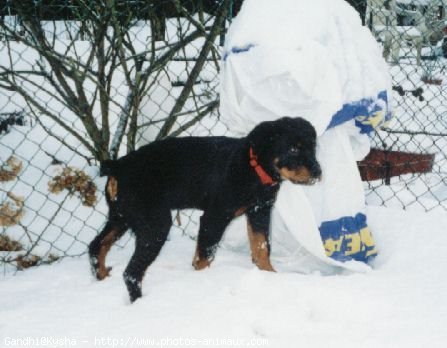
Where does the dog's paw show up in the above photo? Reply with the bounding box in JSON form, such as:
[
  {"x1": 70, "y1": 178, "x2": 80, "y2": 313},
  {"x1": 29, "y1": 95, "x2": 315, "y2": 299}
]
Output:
[
  {"x1": 253, "y1": 259, "x2": 276, "y2": 272},
  {"x1": 123, "y1": 273, "x2": 142, "y2": 303},
  {"x1": 95, "y1": 266, "x2": 112, "y2": 280},
  {"x1": 192, "y1": 257, "x2": 211, "y2": 270}
]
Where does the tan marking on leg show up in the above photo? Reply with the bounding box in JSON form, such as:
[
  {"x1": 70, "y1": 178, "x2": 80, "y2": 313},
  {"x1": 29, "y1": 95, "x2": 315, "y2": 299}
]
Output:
[
  {"x1": 247, "y1": 221, "x2": 275, "y2": 272},
  {"x1": 96, "y1": 229, "x2": 118, "y2": 280},
  {"x1": 106, "y1": 176, "x2": 118, "y2": 201},
  {"x1": 192, "y1": 245, "x2": 212, "y2": 270}
]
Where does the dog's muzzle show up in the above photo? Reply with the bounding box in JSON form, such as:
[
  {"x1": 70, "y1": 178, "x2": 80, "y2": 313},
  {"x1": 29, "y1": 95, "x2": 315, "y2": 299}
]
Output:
[
  {"x1": 309, "y1": 163, "x2": 322, "y2": 183},
  {"x1": 290, "y1": 175, "x2": 321, "y2": 186},
  {"x1": 277, "y1": 163, "x2": 322, "y2": 185}
]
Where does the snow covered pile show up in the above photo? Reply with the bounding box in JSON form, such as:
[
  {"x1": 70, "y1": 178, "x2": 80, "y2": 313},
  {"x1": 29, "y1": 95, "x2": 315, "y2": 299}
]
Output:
[
  {"x1": 218, "y1": 0, "x2": 393, "y2": 273},
  {"x1": 220, "y1": 0, "x2": 392, "y2": 136}
]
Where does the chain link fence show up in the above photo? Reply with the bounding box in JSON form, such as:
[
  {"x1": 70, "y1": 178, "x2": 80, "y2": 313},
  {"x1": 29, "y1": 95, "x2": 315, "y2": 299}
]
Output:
[
  {"x1": 0, "y1": 0, "x2": 446, "y2": 273},
  {"x1": 362, "y1": 0, "x2": 447, "y2": 211}
]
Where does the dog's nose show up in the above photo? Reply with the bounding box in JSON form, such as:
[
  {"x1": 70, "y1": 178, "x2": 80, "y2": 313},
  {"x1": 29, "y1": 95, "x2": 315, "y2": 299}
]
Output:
[{"x1": 311, "y1": 163, "x2": 322, "y2": 180}]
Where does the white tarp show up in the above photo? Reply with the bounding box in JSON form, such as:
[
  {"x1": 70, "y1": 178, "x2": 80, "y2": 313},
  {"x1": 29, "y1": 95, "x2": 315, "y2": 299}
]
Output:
[{"x1": 220, "y1": 0, "x2": 393, "y2": 272}]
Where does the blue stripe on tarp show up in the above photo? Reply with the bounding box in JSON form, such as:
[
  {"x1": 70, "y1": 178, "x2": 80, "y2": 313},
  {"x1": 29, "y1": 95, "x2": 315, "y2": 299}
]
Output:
[
  {"x1": 319, "y1": 213, "x2": 378, "y2": 263},
  {"x1": 327, "y1": 90, "x2": 391, "y2": 134},
  {"x1": 223, "y1": 44, "x2": 256, "y2": 61}
]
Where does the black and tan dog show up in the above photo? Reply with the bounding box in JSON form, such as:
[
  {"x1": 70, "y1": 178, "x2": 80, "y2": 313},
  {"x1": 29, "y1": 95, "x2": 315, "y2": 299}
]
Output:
[{"x1": 89, "y1": 117, "x2": 321, "y2": 302}]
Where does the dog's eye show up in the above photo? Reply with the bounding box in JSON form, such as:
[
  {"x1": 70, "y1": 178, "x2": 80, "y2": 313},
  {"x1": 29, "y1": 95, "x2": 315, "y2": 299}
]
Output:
[{"x1": 289, "y1": 146, "x2": 299, "y2": 154}]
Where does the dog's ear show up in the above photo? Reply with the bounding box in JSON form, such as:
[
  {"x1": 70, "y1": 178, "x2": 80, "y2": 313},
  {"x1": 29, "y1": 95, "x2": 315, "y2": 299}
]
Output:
[
  {"x1": 247, "y1": 117, "x2": 317, "y2": 153},
  {"x1": 279, "y1": 117, "x2": 318, "y2": 145},
  {"x1": 247, "y1": 120, "x2": 280, "y2": 151}
]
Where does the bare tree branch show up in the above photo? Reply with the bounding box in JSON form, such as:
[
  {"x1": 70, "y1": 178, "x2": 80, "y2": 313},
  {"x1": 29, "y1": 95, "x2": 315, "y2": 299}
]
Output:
[
  {"x1": 169, "y1": 99, "x2": 219, "y2": 138},
  {"x1": 156, "y1": 0, "x2": 231, "y2": 139},
  {"x1": 0, "y1": 0, "x2": 225, "y2": 162}
]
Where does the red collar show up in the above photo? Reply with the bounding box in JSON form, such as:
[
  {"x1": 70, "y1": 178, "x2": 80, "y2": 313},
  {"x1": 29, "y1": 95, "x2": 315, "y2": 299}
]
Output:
[{"x1": 249, "y1": 147, "x2": 277, "y2": 186}]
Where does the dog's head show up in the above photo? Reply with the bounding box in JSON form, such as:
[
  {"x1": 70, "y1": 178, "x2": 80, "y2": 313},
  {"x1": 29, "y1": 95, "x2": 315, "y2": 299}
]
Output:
[{"x1": 247, "y1": 117, "x2": 322, "y2": 185}]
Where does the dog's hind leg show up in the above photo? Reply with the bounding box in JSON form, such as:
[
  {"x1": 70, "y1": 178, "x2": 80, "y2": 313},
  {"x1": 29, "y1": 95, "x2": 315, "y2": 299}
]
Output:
[
  {"x1": 123, "y1": 210, "x2": 171, "y2": 303},
  {"x1": 89, "y1": 218, "x2": 127, "y2": 280},
  {"x1": 193, "y1": 212, "x2": 232, "y2": 270}
]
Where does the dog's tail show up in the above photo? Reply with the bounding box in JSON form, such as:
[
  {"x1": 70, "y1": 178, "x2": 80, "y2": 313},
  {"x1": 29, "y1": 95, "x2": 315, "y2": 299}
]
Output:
[{"x1": 100, "y1": 159, "x2": 119, "y2": 177}]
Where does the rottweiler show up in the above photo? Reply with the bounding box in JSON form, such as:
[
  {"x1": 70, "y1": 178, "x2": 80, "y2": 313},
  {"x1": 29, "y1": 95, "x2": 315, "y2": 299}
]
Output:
[{"x1": 89, "y1": 117, "x2": 321, "y2": 302}]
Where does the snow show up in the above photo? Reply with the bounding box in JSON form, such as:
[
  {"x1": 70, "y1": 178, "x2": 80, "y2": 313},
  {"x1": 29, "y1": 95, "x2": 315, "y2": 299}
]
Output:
[{"x1": 1, "y1": 206, "x2": 447, "y2": 347}]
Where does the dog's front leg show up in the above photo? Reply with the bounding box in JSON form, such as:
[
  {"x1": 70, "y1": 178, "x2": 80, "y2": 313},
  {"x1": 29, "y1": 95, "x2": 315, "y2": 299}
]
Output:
[
  {"x1": 246, "y1": 206, "x2": 275, "y2": 272},
  {"x1": 193, "y1": 212, "x2": 232, "y2": 270}
]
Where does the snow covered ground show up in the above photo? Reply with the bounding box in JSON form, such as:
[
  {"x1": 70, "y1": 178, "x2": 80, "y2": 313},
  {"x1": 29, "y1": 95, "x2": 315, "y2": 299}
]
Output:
[{"x1": 1, "y1": 205, "x2": 447, "y2": 348}]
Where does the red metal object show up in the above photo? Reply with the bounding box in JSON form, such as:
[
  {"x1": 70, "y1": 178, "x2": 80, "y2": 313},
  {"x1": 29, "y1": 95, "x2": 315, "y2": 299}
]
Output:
[{"x1": 358, "y1": 149, "x2": 435, "y2": 183}]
